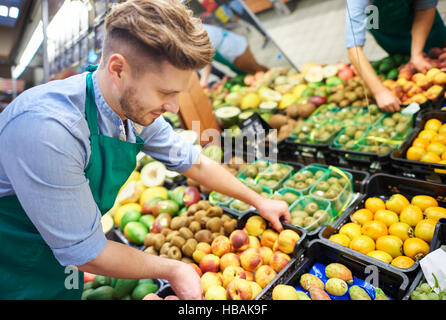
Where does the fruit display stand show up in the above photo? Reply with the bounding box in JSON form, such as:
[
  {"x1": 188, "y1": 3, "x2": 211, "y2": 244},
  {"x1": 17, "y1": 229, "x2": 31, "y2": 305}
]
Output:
[
  {"x1": 319, "y1": 173, "x2": 446, "y2": 280},
  {"x1": 391, "y1": 111, "x2": 446, "y2": 184},
  {"x1": 401, "y1": 218, "x2": 446, "y2": 300},
  {"x1": 268, "y1": 239, "x2": 409, "y2": 300}
]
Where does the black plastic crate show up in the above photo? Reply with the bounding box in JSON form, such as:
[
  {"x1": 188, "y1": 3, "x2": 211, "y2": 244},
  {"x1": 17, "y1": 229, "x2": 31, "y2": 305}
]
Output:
[
  {"x1": 402, "y1": 218, "x2": 446, "y2": 300},
  {"x1": 281, "y1": 137, "x2": 340, "y2": 167},
  {"x1": 391, "y1": 111, "x2": 446, "y2": 183},
  {"x1": 264, "y1": 239, "x2": 409, "y2": 300},
  {"x1": 319, "y1": 173, "x2": 446, "y2": 279}
]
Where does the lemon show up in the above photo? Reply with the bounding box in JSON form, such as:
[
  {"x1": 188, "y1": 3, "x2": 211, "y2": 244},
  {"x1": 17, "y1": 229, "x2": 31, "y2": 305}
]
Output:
[
  {"x1": 329, "y1": 234, "x2": 351, "y2": 247},
  {"x1": 114, "y1": 203, "x2": 142, "y2": 227},
  {"x1": 240, "y1": 93, "x2": 261, "y2": 110},
  {"x1": 279, "y1": 93, "x2": 296, "y2": 110},
  {"x1": 339, "y1": 222, "x2": 362, "y2": 240},
  {"x1": 367, "y1": 250, "x2": 393, "y2": 264},
  {"x1": 139, "y1": 186, "x2": 168, "y2": 206}
]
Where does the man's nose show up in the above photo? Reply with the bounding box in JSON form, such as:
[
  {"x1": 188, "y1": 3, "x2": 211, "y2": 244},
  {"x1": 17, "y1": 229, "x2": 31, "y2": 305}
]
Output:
[{"x1": 163, "y1": 97, "x2": 180, "y2": 114}]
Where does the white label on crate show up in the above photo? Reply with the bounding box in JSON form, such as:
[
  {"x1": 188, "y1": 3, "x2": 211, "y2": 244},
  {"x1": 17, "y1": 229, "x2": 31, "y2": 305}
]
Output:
[{"x1": 401, "y1": 102, "x2": 420, "y2": 115}]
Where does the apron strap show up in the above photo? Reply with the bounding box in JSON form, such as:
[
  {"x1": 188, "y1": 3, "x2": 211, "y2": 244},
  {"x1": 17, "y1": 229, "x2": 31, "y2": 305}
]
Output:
[{"x1": 85, "y1": 65, "x2": 100, "y2": 136}]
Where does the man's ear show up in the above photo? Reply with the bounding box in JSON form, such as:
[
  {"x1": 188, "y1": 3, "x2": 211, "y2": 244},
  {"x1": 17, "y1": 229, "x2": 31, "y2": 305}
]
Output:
[{"x1": 107, "y1": 54, "x2": 130, "y2": 89}]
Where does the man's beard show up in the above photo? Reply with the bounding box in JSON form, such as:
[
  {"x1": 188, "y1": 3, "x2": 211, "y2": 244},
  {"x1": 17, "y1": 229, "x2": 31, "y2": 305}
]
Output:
[{"x1": 119, "y1": 87, "x2": 154, "y2": 127}]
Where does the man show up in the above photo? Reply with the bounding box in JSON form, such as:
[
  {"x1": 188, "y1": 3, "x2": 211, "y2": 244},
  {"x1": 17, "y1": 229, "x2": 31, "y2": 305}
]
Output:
[
  {"x1": 345, "y1": 0, "x2": 446, "y2": 112},
  {"x1": 0, "y1": 0, "x2": 290, "y2": 300}
]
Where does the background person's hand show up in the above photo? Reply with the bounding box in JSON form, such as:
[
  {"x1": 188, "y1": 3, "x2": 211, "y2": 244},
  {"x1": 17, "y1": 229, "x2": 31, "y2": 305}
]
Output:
[
  {"x1": 410, "y1": 54, "x2": 433, "y2": 74},
  {"x1": 255, "y1": 199, "x2": 291, "y2": 232},
  {"x1": 167, "y1": 261, "x2": 203, "y2": 300},
  {"x1": 375, "y1": 88, "x2": 401, "y2": 113}
]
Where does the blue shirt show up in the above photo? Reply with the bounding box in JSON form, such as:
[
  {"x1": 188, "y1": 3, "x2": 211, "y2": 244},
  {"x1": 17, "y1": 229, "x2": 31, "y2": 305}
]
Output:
[
  {"x1": 345, "y1": 0, "x2": 439, "y2": 49},
  {"x1": 0, "y1": 71, "x2": 200, "y2": 266}
]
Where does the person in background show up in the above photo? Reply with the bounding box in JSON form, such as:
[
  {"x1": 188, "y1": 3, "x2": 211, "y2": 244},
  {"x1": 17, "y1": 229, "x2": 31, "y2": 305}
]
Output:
[
  {"x1": 200, "y1": 23, "x2": 268, "y2": 88},
  {"x1": 345, "y1": 0, "x2": 446, "y2": 112}
]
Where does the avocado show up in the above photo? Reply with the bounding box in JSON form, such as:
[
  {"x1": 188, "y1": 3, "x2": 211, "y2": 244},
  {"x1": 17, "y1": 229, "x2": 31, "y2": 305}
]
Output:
[
  {"x1": 81, "y1": 289, "x2": 94, "y2": 300},
  {"x1": 131, "y1": 283, "x2": 160, "y2": 300},
  {"x1": 87, "y1": 286, "x2": 114, "y2": 300},
  {"x1": 120, "y1": 209, "x2": 142, "y2": 232},
  {"x1": 124, "y1": 221, "x2": 149, "y2": 245},
  {"x1": 93, "y1": 275, "x2": 111, "y2": 288},
  {"x1": 113, "y1": 279, "x2": 139, "y2": 299}
]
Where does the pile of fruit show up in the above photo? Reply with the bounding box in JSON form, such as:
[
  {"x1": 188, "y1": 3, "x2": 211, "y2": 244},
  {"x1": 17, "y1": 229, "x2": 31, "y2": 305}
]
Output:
[
  {"x1": 328, "y1": 194, "x2": 446, "y2": 269},
  {"x1": 371, "y1": 54, "x2": 410, "y2": 80},
  {"x1": 406, "y1": 118, "x2": 446, "y2": 170},
  {"x1": 194, "y1": 215, "x2": 300, "y2": 300},
  {"x1": 327, "y1": 76, "x2": 375, "y2": 107},
  {"x1": 410, "y1": 275, "x2": 446, "y2": 300},
  {"x1": 143, "y1": 200, "x2": 238, "y2": 264},
  {"x1": 82, "y1": 273, "x2": 161, "y2": 300},
  {"x1": 256, "y1": 163, "x2": 293, "y2": 191},
  {"x1": 283, "y1": 166, "x2": 324, "y2": 192},
  {"x1": 271, "y1": 263, "x2": 389, "y2": 300},
  {"x1": 289, "y1": 196, "x2": 332, "y2": 231}
]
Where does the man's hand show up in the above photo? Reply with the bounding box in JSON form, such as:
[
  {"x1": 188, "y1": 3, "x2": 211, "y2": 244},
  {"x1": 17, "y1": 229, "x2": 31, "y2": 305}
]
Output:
[
  {"x1": 255, "y1": 199, "x2": 291, "y2": 232},
  {"x1": 167, "y1": 261, "x2": 203, "y2": 300},
  {"x1": 410, "y1": 54, "x2": 433, "y2": 73},
  {"x1": 375, "y1": 88, "x2": 401, "y2": 113}
]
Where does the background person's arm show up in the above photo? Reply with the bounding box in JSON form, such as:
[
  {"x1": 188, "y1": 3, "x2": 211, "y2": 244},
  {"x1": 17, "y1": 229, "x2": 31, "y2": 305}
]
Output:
[
  {"x1": 183, "y1": 154, "x2": 291, "y2": 232},
  {"x1": 410, "y1": 3, "x2": 437, "y2": 72}
]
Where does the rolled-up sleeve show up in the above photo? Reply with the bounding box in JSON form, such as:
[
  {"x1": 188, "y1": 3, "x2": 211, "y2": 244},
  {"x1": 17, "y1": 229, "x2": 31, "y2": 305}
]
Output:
[
  {"x1": 414, "y1": 0, "x2": 438, "y2": 10},
  {"x1": 0, "y1": 112, "x2": 107, "y2": 266},
  {"x1": 345, "y1": 0, "x2": 370, "y2": 49},
  {"x1": 139, "y1": 117, "x2": 201, "y2": 173}
]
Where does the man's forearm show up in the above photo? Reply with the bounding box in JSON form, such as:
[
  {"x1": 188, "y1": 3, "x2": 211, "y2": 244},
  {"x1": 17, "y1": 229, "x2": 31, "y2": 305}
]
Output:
[
  {"x1": 77, "y1": 240, "x2": 181, "y2": 281},
  {"x1": 411, "y1": 7, "x2": 436, "y2": 56},
  {"x1": 183, "y1": 155, "x2": 264, "y2": 208}
]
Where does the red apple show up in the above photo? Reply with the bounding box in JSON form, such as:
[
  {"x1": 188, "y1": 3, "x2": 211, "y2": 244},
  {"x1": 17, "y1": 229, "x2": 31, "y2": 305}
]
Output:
[{"x1": 183, "y1": 186, "x2": 201, "y2": 207}]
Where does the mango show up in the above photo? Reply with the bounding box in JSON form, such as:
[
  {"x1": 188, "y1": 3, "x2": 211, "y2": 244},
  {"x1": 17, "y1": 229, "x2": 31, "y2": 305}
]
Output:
[
  {"x1": 295, "y1": 291, "x2": 311, "y2": 300},
  {"x1": 325, "y1": 263, "x2": 353, "y2": 285},
  {"x1": 325, "y1": 278, "x2": 348, "y2": 296},
  {"x1": 374, "y1": 288, "x2": 390, "y2": 300},
  {"x1": 349, "y1": 285, "x2": 371, "y2": 300},
  {"x1": 300, "y1": 273, "x2": 324, "y2": 291},
  {"x1": 309, "y1": 287, "x2": 331, "y2": 300}
]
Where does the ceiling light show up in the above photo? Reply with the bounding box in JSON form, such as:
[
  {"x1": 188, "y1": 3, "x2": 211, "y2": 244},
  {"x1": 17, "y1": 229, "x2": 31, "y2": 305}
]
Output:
[
  {"x1": 9, "y1": 6, "x2": 19, "y2": 19},
  {"x1": 13, "y1": 21, "x2": 43, "y2": 79},
  {"x1": 0, "y1": 5, "x2": 8, "y2": 17}
]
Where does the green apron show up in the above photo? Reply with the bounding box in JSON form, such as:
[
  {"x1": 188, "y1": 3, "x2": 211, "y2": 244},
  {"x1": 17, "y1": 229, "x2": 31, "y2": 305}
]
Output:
[
  {"x1": 369, "y1": 0, "x2": 446, "y2": 55},
  {"x1": 0, "y1": 65, "x2": 144, "y2": 299}
]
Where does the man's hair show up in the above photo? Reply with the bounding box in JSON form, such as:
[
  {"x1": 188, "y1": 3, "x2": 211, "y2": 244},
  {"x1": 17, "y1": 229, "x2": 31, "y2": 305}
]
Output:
[{"x1": 101, "y1": 0, "x2": 214, "y2": 74}]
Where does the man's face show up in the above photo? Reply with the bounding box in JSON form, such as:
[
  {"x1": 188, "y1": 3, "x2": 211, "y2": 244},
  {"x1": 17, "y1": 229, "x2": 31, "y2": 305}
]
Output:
[{"x1": 119, "y1": 61, "x2": 194, "y2": 126}]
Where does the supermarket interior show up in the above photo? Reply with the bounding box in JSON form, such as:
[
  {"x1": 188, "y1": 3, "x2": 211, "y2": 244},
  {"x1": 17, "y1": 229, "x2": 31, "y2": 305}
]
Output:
[{"x1": 0, "y1": 0, "x2": 446, "y2": 302}]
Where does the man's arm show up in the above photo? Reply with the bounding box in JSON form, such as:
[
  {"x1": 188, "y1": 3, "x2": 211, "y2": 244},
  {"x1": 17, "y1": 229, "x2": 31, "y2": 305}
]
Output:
[
  {"x1": 183, "y1": 154, "x2": 291, "y2": 231},
  {"x1": 410, "y1": 4, "x2": 437, "y2": 72}
]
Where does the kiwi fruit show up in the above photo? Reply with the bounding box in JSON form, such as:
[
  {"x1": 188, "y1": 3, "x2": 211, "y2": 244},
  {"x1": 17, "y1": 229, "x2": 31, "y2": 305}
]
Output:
[
  {"x1": 291, "y1": 210, "x2": 308, "y2": 219},
  {"x1": 200, "y1": 216, "x2": 210, "y2": 229},
  {"x1": 144, "y1": 246, "x2": 157, "y2": 255},
  {"x1": 303, "y1": 216, "x2": 317, "y2": 228},
  {"x1": 182, "y1": 238, "x2": 198, "y2": 257},
  {"x1": 187, "y1": 203, "x2": 200, "y2": 216},
  {"x1": 144, "y1": 233, "x2": 157, "y2": 247},
  {"x1": 181, "y1": 257, "x2": 194, "y2": 264},
  {"x1": 304, "y1": 202, "x2": 319, "y2": 215},
  {"x1": 194, "y1": 210, "x2": 207, "y2": 222},
  {"x1": 179, "y1": 227, "x2": 194, "y2": 240},
  {"x1": 161, "y1": 228, "x2": 172, "y2": 237},
  {"x1": 221, "y1": 214, "x2": 231, "y2": 223},
  {"x1": 291, "y1": 217, "x2": 304, "y2": 227},
  {"x1": 166, "y1": 230, "x2": 180, "y2": 242},
  {"x1": 313, "y1": 210, "x2": 329, "y2": 224},
  {"x1": 168, "y1": 246, "x2": 182, "y2": 260},
  {"x1": 224, "y1": 219, "x2": 237, "y2": 235},
  {"x1": 206, "y1": 217, "x2": 222, "y2": 233},
  {"x1": 153, "y1": 234, "x2": 165, "y2": 251},
  {"x1": 171, "y1": 235, "x2": 186, "y2": 248},
  {"x1": 197, "y1": 200, "x2": 211, "y2": 211},
  {"x1": 160, "y1": 242, "x2": 172, "y2": 256},
  {"x1": 170, "y1": 216, "x2": 187, "y2": 230},
  {"x1": 189, "y1": 221, "x2": 202, "y2": 233},
  {"x1": 207, "y1": 206, "x2": 223, "y2": 218},
  {"x1": 195, "y1": 229, "x2": 213, "y2": 243}
]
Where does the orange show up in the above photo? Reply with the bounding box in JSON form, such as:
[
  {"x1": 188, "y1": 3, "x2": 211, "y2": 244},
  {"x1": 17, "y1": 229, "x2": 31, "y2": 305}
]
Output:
[
  {"x1": 414, "y1": 219, "x2": 437, "y2": 243},
  {"x1": 424, "y1": 119, "x2": 442, "y2": 132},
  {"x1": 411, "y1": 195, "x2": 438, "y2": 212},
  {"x1": 400, "y1": 205, "x2": 424, "y2": 227},
  {"x1": 418, "y1": 129, "x2": 437, "y2": 141},
  {"x1": 339, "y1": 222, "x2": 362, "y2": 240},
  {"x1": 425, "y1": 206, "x2": 446, "y2": 222},
  {"x1": 440, "y1": 124, "x2": 446, "y2": 134},
  {"x1": 406, "y1": 146, "x2": 425, "y2": 161},
  {"x1": 374, "y1": 209, "x2": 399, "y2": 227},
  {"x1": 391, "y1": 256, "x2": 415, "y2": 269},
  {"x1": 434, "y1": 160, "x2": 446, "y2": 173},
  {"x1": 432, "y1": 133, "x2": 446, "y2": 145},
  {"x1": 328, "y1": 234, "x2": 351, "y2": 247},
  {"x1": 367, "y1": 250, "x2": 393, "y2": 264},
  {"x1": 388, "y1": 222, "x2": 414, "y2": 241},
  {"x1": 349, "y1": 235, "x2": 375, "y2": 255},
  {"x1": 403, "y1": 238, "x2": 430, "y2": 260},
  {"x1": 376, "y1": 235, "x2": 403, "y2": 259},
  {"x1": 361, "y1": 220, "x2": 388, "y2": 240},
  {"x1": 426, "y1": 142, "x2": 446, "y2": 156},
  {"x1": 420, "y1": 151, "x2": 441, "y2": 163},
  {"x1": 385, "y1": 194, "x2": 410, "y2": 214},
  {"x1": 350, "y1": 209, "x2": 374, "y2": 225},
  {"x1": 365, "y1": 197, "x2": 386, "y2": 213},
  {"x1": 412, "y1": 138, "x2": 429, "y2": 149}
]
